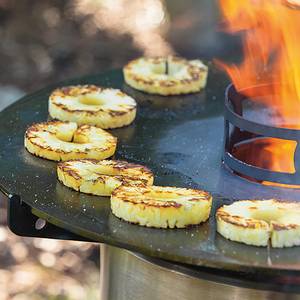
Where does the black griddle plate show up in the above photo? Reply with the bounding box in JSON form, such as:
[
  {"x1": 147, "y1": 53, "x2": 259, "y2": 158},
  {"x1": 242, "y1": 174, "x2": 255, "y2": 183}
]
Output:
[{"x1": 1, "y1": 67, "x2": 300, "y2": 282}]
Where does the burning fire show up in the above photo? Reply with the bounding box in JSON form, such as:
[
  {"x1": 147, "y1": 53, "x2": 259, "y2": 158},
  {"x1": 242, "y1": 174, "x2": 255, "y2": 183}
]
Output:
[{"x1": 218, "y1": 0, "x2": 300, "y2": 181}]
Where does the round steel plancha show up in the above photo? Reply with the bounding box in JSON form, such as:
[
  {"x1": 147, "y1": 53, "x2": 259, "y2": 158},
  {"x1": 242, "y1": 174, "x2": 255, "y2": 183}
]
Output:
[{"x1": 1, "y1": 68, "x2": 300, "y2": 292}]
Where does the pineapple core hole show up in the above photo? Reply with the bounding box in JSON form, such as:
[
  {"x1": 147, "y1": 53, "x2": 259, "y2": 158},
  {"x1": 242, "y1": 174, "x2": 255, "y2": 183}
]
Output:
[
  {"x1": 56, "y1": 133, "x2": 87, "y2": 144},
  {"x1": 56, "y1": 133, "x2": 72, "y2": 142},
  {"x1": 56, "y1": 128, "x2": 84, "y2": 144},
  {"x1": 79, "y1": 95, "x2": 104, "y2": 106},
  {"x1": 56, "y1": 131, "x2": 78, "y2": 143}
]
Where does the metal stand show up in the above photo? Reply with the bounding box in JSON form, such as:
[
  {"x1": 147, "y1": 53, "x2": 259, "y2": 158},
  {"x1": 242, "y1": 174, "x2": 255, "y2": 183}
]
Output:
[
  {"x1": 1, "y1": 186, "x2": 91, "y2": 242},
  {"x1": 100, "y1": 244, "x2": 300, "y2": 300},
  {"x1": 223, "y1": 83, "x2": 300, "y2": 184}
]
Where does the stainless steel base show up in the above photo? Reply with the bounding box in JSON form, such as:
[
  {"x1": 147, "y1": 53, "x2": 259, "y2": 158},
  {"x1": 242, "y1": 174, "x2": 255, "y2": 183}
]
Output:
[{"x1": 100, "y1": 245, "x2": 299, "y2": 300}]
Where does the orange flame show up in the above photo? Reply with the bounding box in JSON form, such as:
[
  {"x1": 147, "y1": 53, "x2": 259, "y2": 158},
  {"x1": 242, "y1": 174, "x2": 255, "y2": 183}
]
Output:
[
  {"x1": 219, "y1": 0, "x2": 300, "y2": 183},
  {"x1": 219, "y1": 0, "x2": 300, "y2": 123}
]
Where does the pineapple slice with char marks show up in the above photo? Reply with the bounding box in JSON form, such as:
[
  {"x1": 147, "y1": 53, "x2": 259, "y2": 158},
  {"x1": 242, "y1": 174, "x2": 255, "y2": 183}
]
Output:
[
  {"x1": 49, "y1": 85, "x2": 137, "y2": 129},
  {"x1": 123, "y1": 56, "x2": 208, "y2": 95},
  {"x1": 25, "y1": 121, "x2": 117, "y2": 161},
  {"x1": 111, "y1": 185, "x2": 212, "y2": 228},
  {"x1": 57, "y1": 159, "x2": 154, "y2": 196},
  {"x1": 216, "y1": 199, "x2": 300, "y2": 248}
]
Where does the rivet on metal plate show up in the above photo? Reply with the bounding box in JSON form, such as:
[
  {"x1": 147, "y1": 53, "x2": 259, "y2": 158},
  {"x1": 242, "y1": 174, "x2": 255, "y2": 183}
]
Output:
[{"x1": 35, "y1": 218, "x2": 46, "y2": 230}]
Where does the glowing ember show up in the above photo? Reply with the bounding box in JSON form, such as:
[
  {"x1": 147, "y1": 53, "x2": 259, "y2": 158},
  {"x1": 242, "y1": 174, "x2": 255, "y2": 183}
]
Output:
[
  {"x1": 232, "y1": 137, "x2": 296, "y2": 173},
  {"x1": 219, "y1": 0, "x2": 300, "y2": 181}
]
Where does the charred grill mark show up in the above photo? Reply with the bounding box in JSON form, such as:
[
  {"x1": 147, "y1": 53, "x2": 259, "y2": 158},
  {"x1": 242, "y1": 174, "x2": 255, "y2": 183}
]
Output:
[
  {"x1": 159, "y1": 80, "x2": 176, "y2": 87},
  {"x1": 217, "y1": 211, "x2": 267, "y2": 229},
  {"x1": 27, "y1": 138, "x2": 72, "y2": 153},
  {"x1": 58, "y1": 166, "x2": 82, "y2": 180},
  {"x1": 52, "y1": 102, "x2": 69, "y2": 110},
  {"x1": 130, "y1": 75, "x2": 154, "y2": 85},
  {"x1": 117, "y1": 196, "x2": 183, "y2": 208},
  {"x1": 189, "y1": 196, "x2": 211, "y2": 202},
  {"x1": 26, "y1": 120, "x2": 71, "y2": 132},
  {"x1": 65, "y1": 158, "x2": 101, "y2": 164},
  {"x1": 52, "y1": 102, "x2": 106, "y2": 114},
  {"x1": 52, "y1": 102, "x2": 135, "y2": 115},
  {"x1": 107, "y1": 110, "x2": 127, "y2": 117},
  {"x1": 93, "y1": 176, "x2": 105, "y2": 183},
  {"x1": 60, "y1": 86, "x2": 72, "y2": 95},
  {"x1": 52, "y1": 85, "x2": 101, "y2": 97},
  {"x1": 272, "y1": 223, "x2": 298, "y2": 231}
]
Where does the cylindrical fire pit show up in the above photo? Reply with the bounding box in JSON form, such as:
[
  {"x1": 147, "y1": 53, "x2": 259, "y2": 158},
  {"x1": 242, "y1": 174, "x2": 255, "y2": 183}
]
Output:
[{"x1": 100, "y1": 245, "x2": 300, "y2": 300}]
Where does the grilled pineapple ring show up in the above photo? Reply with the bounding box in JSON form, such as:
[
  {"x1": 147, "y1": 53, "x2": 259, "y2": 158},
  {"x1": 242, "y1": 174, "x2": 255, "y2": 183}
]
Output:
[
  {"x1": 123, "y1": 56, "x2": 208, "y2": 95},
  {"x1": 49, "y1": 85, "x2": 137, "y2": 129},
  {"x1": 216, "y1": 200, "x2": 300, "y2": 248},
  {"x1": 25, "y1": 121, "x2": 117, "y2": 161},
  {"x1": 111, "y1": 185, "x2": 212, "y2": 228},
  {"x1": 57, "y1": 159, "x2": 154, "y2": 196}
]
